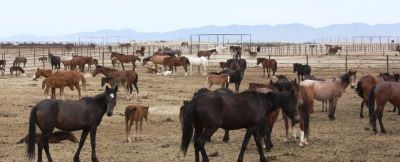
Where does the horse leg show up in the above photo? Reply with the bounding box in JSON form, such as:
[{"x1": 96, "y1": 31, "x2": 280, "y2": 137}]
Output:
[
  {"x1": 193, "y1": 124, "x2": 203, "y2": 162},
  {"x1": 283, "y1": 114, "x2": 290, "y2": 142},
  {"x1": 196, "y1": 127, "x2": 217, "y2": 162},
  {"x1": 121, "y1": 63, "x2": 125, "y2": 71},
  {"x1": 237, "y1": 128, "x2": 255, "y2": 162},
  {"x1": 263, "y1": 67, "x2": 265, "y2": 77},
  {"x1": 74, "y1": 129, "x2": 89, "y2": 162},
  {"x1": 376, "y1": 106, "x2": 387, "y2": 134},
  {"x1": 328, "y1": 98, "x2": 338, "y2": 120},
  {"x1": 222, "y1": 130, "x2": 229, "y2": 142},
  {"x1": 42, "y1": 131, "x2": 54, "y2": 162},
  {"x1": 89, "y1": 127, "x2": 99, "y2": 162},
  {"x1": 252, "y1": 128, "x2": 267, "y2": 162},
  {"x1": 139, "y1": 120, "x2": 143, "y2": 140},
  {"x1": 75, "y1": 84, "x2": 81, "y2": 99},
  {"x1": 360, "y1": 101, "x2": 365, "y2": 118},
  {"x1": 37, "y1": 138, "x2": 44, "y2": 162}
]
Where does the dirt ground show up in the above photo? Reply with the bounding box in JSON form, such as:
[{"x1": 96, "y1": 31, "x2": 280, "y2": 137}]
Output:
[{"x1": 1, "y1": 55, "x2": 400, "y2": 162}]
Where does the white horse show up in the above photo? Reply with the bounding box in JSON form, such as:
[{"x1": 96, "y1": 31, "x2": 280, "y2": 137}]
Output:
[{"x1": 186, "y1": 56, "x2": 208, "y2": 76}]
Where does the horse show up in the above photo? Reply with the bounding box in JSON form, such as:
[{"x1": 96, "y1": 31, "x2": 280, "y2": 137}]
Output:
[
  {"x1": 142, "y1": 55, "x2": 169, "y2": 72},
  {"x1": 379, "y1": 72, "x2": 400, "y2": 82},
  {"x1": 101, "y1": 76, "x2": 127, "y2": 90},
  {"x1": 180, "y1": 88, "x2": 300, "y2": 162},
  {"x1": 257, "y1": 58, "x2": 277, "y2": 77},
  {"x1": 0, "y1": 67, "x2": 4, "y2": 76},
  {"x1": 356, "y1": 73, "x2": 400, "y2": 118},
  {"x1": 368, "y1": 82, "x2": 400, "y2": 134},
  {"x1": 48, "y1": 53, "x2": 61, "y2": 70},
  {"x1": 293, "y1": 63, "x2": 311, "y2": 82},
  {"x1": 244, "y1": 49, "x2": 257, "y2": 59},
  {"x1": 219, "y1": 62, "x2": 229, "y2": 70},
  {"x1": 17, "y1": 131, "x2": 78, "y2": 144},
  {"x1": 92, "y1": 65, "x2": 139, "y2": 99},
  {"x1": 328, "y1": 46, "x2": 342, "y2": 55},
  {"x1": 304, "y1": 74, "x2": 324, "y2": 81},
  {"x1": 13, "y1": 57, "x2": 27, "y2": 67},
  {"x1": 206, "y1": 74, "x2": 230, "y2": 89},
  {"x1": 10, "y1": 66, "x2": 26, "y2": 77},
  {"x1": 300, "y1": 70, "x2": 357, "y2": 120},
  {"x1": 39, "y1": 57, "x2": 48, "y2": 63},
  {"x1": 42, "y1": 77, "x2": 75, "y2": 100},
  {"x1": 32, "y1": 68, "x2": 87, "y2": 99},
  {"x1": 162, "y1": 56, "x2": 190, "y2": 76},
  {"x1": 396, "y1": 45, "x2": 400, "y2": 54},
  {"x1": 125, "y1": 105, "x2": 149, "y2": 143},
  {"x1": 181, "y1": 41, "x2": 189, "y2": 47},
  {"x1": 197, "y1": 49, "x2": 217, "y2": 60},
  {"x1": 186, "y1": 56, "x2": 208, "y2": 76},
  {"x1": 217, "y1": 59, "x2": 246, "y2": 92},
  {"x1": 70, "y1": 56, "x2": 93, "y2": 72},
  {"x1": 26, "y1": 86, "x2": 118, "y2": 162},
  {"x1": 0, "y1": 59, "x2": 6, "y2": 68},
  {"x1": 110, "y1": 52, "x2": 141, "y2": 71},
  {"x1": 164, "y1": 49, "x2": 182, "y2": 57},
  {"x1": 135, "y1": 46, "x2": 146, "y2": 57}
]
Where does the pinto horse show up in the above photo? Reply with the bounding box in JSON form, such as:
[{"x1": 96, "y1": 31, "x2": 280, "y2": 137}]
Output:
[
  {"x1": 13, "y1": 56, "x2": 27, "y2": 67},
  {"x1": 368, "y1": 82, "x2": 400, "y2": 134},
  {"x1": 300, "y1": 70, "x2": 357, "y2": 120},
  {"x1": 26, "y1": 86, "x2": 118, "y2": 162},
  {"x1": 48, "y1": 53, "x2": 61, "y2": 70},
  {"x1": 163, "y1": 56, "x2": 190, "y2": 76},
  {"x1": 92, "y1": 65, "x2": 139, "y2": 99},
  {"x1": 197, "y1": 49, "x2": 217, "y2": 60},
  {"x1": 257, "y1": 58, "x2": 277, "y2": 77},
  {"x1": 293, "y1": 63, "x2": 311, "y2": 82},
  {"x1": 110, "y1": 52, "x2": 141, "y2": 71},
  {"x1": 180, "y1": 88, "x2": 300, "y2": 162}
]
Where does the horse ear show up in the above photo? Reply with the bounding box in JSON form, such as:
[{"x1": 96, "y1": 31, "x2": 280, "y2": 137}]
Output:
[{"x1": 105, "y1": 86, "x2": 110, "y2": 93}]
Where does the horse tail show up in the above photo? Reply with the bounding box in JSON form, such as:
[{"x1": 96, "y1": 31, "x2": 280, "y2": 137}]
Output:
[
  {"x1": 27, "y1": 106, "x2": 38, "y2": 161},
  {"x1": 180, "y1": 100, "x2": 196, "y2": 156},
  {"x1": 133, "y1": 73, "x2": 139, "y2": 94},
  {"x1": 80, "y1": 74, "x2": 87, "y2": 91},
  {"x1": 355, "y1": 81, "x2": 363, "y2": 99},
  {"x1": 367, "y1": 86, "x2": 376, "y2": 126}
]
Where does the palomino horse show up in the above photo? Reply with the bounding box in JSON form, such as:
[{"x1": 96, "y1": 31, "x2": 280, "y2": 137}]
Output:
[
  {"x1": 257, "y1": 58, "x2": 277, "y2": 77},
  {"x1": 125, "y1": 105, "x2": 149, "y2": 143},
  {"x1": 26, "y1": 86, "x2": 118, "y2": 162},
  {"x1": 180, "y1": 88, "x2": 300, "y2": 162},
  {"x1": 142, "y1": 55, "x2": 169, "y2": 72},
  {"x1": 48, "y1": 53, "x2": 61, "y2": 70},
  {"x1": 18, "y1": 131, "x2": 78, "y2": 144},
  {"x1": 293, "y1": 63, "x2": 311, "y2": 82},
  {"x1": 300, "y1": 70, "x2": 357, "y2": 120},
  {"x1": 187, "y1": 56, "x2": 208, "y2": 76},
  {"x1": 328, "y1": 46, "x2": 342, "y2": 55},
  {"x1": 368, "y1": 82, "x2": 400, "y2": 134},
  {"x1": 110, "y1": 52, "x2": 141, "y2": 71},
  {"x1": 92, "y1": 65, "x2": 139, "y2": 99},
  {"x1": 10, "y1": 66, "x2": 26, "y2": 77},
  {"x1": 197, "y1": 49, "x2": 217, "y2": 60},
  {"x1": 32, "y1": 68, "x2": 87, "y2": 99},
  {"x1": 13, "y1": 57, "x2": 27, "y2": 67},
  {"x1": 163, "y1": 56, "x2": 190, "y2": 76}
]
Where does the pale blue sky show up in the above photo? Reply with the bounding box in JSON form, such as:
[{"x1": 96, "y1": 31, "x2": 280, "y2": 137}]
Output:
[{"x1": 1, "y1": 0, "x2": 398, "y2": 37}]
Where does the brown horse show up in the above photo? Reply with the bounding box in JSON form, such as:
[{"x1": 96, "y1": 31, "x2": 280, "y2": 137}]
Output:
[
  {"x1": 368, "y1": 82, "x2": 400, "y2": 134},
  {"x1": 110, "y1": 52, "x2": 141, "y2": 71},
  {"x1": 42, "y1": 76, "x2": 75, "y2": 99},
  {"x1": 32, "y1": 68, "x2": 86, "y2": 99},
  {"x1": 38, "y1": 57, "x2": 47, "y2": 63},
  {"x1": 0, "y1": 67, "x2": 4, "y2": 76},
  {"x1": 328, "y1": 46, "x2": 342, "y2": 55},
  {"x1": 125, "y1": 105, "x2": 149, "y2": 143},
  {"x1": 244, "y1": 49, "x2": 257, "y2": 59},
  {"x1": 135, "y1": 46, "x2": 146, "y2": 57},
  {"x1": 181, "y1": 41, "x2": 189, "y2": 47},
  {"x1": 92, "y1": 65, "x2": 139, "y2": 99},
  {"x1": 142, "y1": 55, "x2": 169, "y2": 72},
  {"x1": 10, "y1": 66, "x2": 26, "y2": 77},
  {"x1": 17, "y1": 131, "x2": 78, "y2": 144},
  {"x1": 206, "y1": 74, "x2": 230, "y2": 89},
  {"x1": 300, "y1": 70, "x2": 356, "y2": 120},
  {"x1": 13, "y1": 57, "x2": 27, "y2": 67},
  {"x1": 219, "y1": 62, "x2": 229, "y2": 70},
  {"x1": 257, "y1": 58, "x2": 277, "y2": 77},
  {"x1": 62, "y1": 60, "x2": 73, "y2": 70},
  {"x1": 163, "y1": 56, "x2": 190, "y2": 76},
  {"x1": 197, "y1": 49, "x2": 217, "y2": 60}
]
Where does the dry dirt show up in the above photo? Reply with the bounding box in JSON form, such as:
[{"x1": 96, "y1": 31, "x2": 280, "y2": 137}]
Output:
[{"x1": 1, "y1": 55, "x2": 400, "y2": 162}]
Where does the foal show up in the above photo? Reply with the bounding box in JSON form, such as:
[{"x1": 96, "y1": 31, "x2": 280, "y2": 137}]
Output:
[
  {"x1": 10, "y1": 66, "x2": 26, "y2": 77},
  {"x1": 42, "y1": 77, "x2": 75, "y2": 99},
  {"x1": 18, "y1": 131, "x2": 78, "y2": 144},
  {"x1": 206, "y1": 74, "x2": 230, "y2": 89},
  {"x1": 125, "y1": 105, "x2": 149, "y2": 143}
]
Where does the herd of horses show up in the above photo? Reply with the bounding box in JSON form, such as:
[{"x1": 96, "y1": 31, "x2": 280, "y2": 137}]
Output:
[{"x1": 0, "y1": 44, "x2": 397, "y2": 162}]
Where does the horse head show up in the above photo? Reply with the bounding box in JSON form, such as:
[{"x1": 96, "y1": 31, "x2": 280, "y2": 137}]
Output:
[
  {"x1": 105, "y1": 86, "x2": 118, "y2": 116},
  {"x1": 348, "y1": 70, "x2": 357, "y2": 89},
  {"x1": 142, "y1": 57, "x2": 150, "y2": 66},
  {"x1": 92, "y1": 66, "x2": 102, "y2": 77},
  {"x1": 256, "y1": 58, "x2": 264, "y2": 65},
  {"x1": 293, "y1": 63, "x2": 300, "y2": 73}
]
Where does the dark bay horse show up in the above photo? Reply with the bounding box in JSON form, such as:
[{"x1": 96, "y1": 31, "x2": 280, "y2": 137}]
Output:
[
  {"x1": 257, "y1": 58, "x2": 277, "y2": 77},
  {"x1": 180, "y1": 88, "x2": 300, "y2": 162},
  {"x1": 0, "y1": 59, "x2": 6, "y2": 68},
  {"x1": 26, "y1": 86, "x2": 118, "y2": 162},
  {"x1": 368, "y1": 82, "x2": 400, "y2": 134},
  {"x1": 328, "y1": 46, "x2": 342, "y2": 55},
  {"x1": 135, "y1": 46, "x2": 146, "y2": 57},
  {"x1": 163, "y1": 56, "x2": 190, "y2": 76},
  {"x1": 218, "y1": 59, "x2": 246, "y2": 92},
  {"x1": 110, "y1": 52, "x2": 141, "y2": 71},
  {"x1": 142, "y1": 55, "x2": 169, "y2": 72},
  {"x1": 92, "y1": 65, "x2": 139, "y2": 99},
  {"x1": 197, "y1": 49, "x2": 217, "y2": 60},
  {"x1": 48, "y1": 53, "x2": 61, "y2": 70},
  {"x1": 10, "y1": 66, "x2": 26, "y2": 77},
  {"x1": 293, "y1": 63, "x2": 311, "y2": 82},
  {"x1": 13, "y1": 56, "x2": 27, "y2": 67}
]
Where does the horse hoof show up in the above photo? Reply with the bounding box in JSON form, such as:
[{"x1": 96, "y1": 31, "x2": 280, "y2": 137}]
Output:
[
  {"x1": 73, "y1": 157, "x2": 81, "y2": 162},
  {"x1": 360, "y1": 114, "x2": 364, "y2": 118},
  {"x1": 381, "y1": 130, "x2": 387, "y2": 134},
  {"x1": 92, "y1": 157, "x2": 99, "y2": 162}
]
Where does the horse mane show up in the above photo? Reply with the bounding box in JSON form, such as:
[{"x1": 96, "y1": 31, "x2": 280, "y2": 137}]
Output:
[
  {"x1": 339, "y1": 72, "x2": 352, "y2": 84},
  {"x1": 96, "y1": 65, "x2": 117, "y2": 71}
]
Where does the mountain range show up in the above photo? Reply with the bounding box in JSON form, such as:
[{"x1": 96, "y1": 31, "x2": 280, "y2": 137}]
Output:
[{"x1": 1, "y1": 23, "x2": 400, "y2": 43}]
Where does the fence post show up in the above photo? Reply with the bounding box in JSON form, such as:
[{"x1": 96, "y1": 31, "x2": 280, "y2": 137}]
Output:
[
  {"x1": 345, "y1": 54, "x2": 348, "y2": 72},
  {"x1": 387, "y1": 55, "x2": 389, "y2": 73},
  {"x1": 33, "y1": 49, "x2": 36, "y2": 66},
  {"x1": 306, "y1": 55, "x2": 309, "y2": 65},
  {"x1": 102, "y1": 51, "x2": 104, "y2": 66}
]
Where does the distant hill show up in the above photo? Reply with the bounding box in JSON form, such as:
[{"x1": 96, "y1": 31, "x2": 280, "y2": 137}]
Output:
[{"x1": 2, "y1": 23, "x2": 400, "y2": 43}]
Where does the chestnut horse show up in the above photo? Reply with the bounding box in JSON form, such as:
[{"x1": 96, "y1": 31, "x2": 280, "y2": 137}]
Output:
[
  {"x1": 125, "y1": 105, "x2": 149, "y2": 143},
  {"x1": 17, "y1": 131, "x2": 78, "y2": 144},
  {"x1": 163, "y1": 56, "x2": 190, "y2": 76},
  {"x1": 197, "y1": 49, "x2": 217, "y2": 60},
  {"x1": 257, "y1": 58, "x2": 277, "y2": 77},
  {"x1": 110, "y1": 52, "x2": 141, "y2": 71},
  {"x1": 368, "y1": 82, "x2": 400, "y2": 134},
  {"x1": 42, "y1": 76, "x2": 75, "y2": 99},
  {"x1": 142, "y1": 55, "x2": 169, "y2": 72}
]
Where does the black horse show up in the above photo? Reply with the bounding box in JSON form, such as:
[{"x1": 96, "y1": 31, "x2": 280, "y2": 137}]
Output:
[
  {"x1": 180, "y1": 88, "x2": 300, "y2": 162},
  {"x1": 26, "y1": 86, "x2": 118, "y2": 162},
  {"x1": 222, "y1": 59, "x2": 247, "y2": 92},
  {"x1": 164, "y1": 49, "x2": 182, "y2": 57},
  {"x1": 293, "y1": 63, "x2": 311, "y2": 82},
  {"x1": 0, "y1": 59, "x2": 5, "y2": 68},
  {"x1": 48, "y1": 53, "x2": 61, "y2": 70}
]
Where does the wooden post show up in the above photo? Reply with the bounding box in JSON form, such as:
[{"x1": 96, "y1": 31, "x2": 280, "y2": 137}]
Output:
[
  {"x1": 387, "y1": 55, "x2": 389, "y2": 73},
  {"x1": 102, "y1": 51, "x2": 104, "y2": 66},
  {"x1": 306, "y1": 55, "x2": 309, "y2": 65},
  {"x1": 33, "y1": 49, "x2": 36, "y2": 66},
  {"x1": 345, "y1": 55, "x2": 348, "y2": 72}
]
